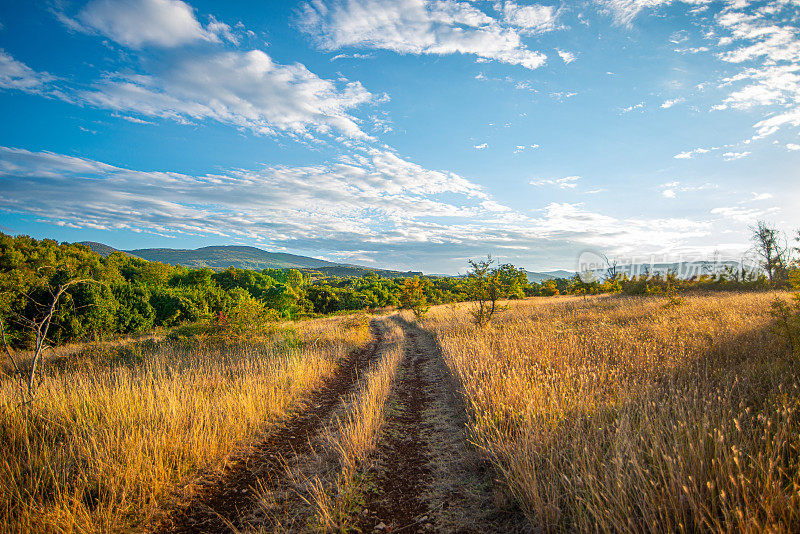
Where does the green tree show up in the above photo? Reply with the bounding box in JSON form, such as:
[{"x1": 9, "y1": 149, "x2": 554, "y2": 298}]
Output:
[
  {"x1": 400, "y1": 277, "x2": 430, "y2": 319},
  {"x1": 467, "y1": 256, "x2": 507, "y2": 328}
]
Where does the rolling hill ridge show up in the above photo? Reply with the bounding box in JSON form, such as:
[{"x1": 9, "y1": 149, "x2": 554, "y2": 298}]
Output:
[{"x1": 78, "y1": 242, "x2": 421, "y2": 278}]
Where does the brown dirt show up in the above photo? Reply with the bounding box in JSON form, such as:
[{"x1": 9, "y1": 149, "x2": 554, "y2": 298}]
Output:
[
  {"x1": 155, "y1": 319, "x2": 385, "y2": 534},
  {"x1": 355, "y1": 318, "x2": 432, "y2": 533},
  {"x1": 356, "y1": 316, "x2": 528, "y2": 534}
]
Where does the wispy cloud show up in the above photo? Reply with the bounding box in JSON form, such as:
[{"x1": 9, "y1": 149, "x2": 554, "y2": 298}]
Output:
[
  {"x1": 674, "y1": 146, "x2": 713, "y2": 159},
  {"x1": 0, "y1": 50, "x2": 57, "y2": 94},
  {"x1": 500, "y1": 2, "x2": 559, "y2": 34},
  {"x1": 0, "y1": 41, "x2": 376, "y2": 141},
  {"x1": 0, "y1": 146, "x2": 716, "y2": 270},
  {"x1": 711, "y1": 205, "x2": 780, "y2": 223},
  {"x1": 514, "y1": 143, "x2": 539, "y2": 154},
  {"x1": 661, "y1": 97, "x2": 685, "y2": 108},
  {"x1": 556, "y1": 49, "x2": 577, "y2": 64},
  {"x1": 77, "y1": 50, "x2": 376, "y2": 139},
  {"x1": 530, "y1": 176, "x2": 580, "y2": 189},
  {"x1": 596, "y1": 0, "x2": 672, "y2": 27},
  {"x1": 621, "y1": 102, "x2": 644, "y2": 113},
  {"x1": 298, "y1": 0, "x2": 549, "y2": 70},
  {"x1": 56, "y1": 0, "x2": 235, "y2": 48},
  {"x1": 550, "y1": 91, "x2": 577, "y2": 101},
  {"x1": 722, "y1": 151, "x2": 750, "y2": 160},
  {"x1": 0, "y1": 145, "x2": 488, "y2": 243},
  {"x1": 660, "y1": 180, "x2": 718, "y2": 198}
]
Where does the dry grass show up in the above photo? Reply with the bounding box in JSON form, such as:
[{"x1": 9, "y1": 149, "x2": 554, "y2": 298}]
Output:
[
  {"x1": 0, "y1": 314, "x2": 371, "y2": 534},
  {"x1": 276, "y1": 319, "x2": 405, "y2": 532},
  {"x1": 425, "y1": 293, "x2": 800, "y2": 532}
]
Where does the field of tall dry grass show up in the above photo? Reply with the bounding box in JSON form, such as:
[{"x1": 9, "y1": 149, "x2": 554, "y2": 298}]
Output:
[
  {"x1": 0, "y1": 314, "x2": 371, "y2": 533},
  {"x1": 4, "y1": 292, "x2": 798, "y2": 533},
  {"x1": 426, "y1": 293, "x2": 800, "y2": 532}
]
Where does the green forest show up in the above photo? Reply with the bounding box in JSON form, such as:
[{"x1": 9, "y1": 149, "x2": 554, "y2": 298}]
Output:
[{"x1": 0, "y1": 232, "x2": 776, "y2": 347}]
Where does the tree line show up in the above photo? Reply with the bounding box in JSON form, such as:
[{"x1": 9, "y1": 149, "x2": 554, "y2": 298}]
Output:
[
  {"x1": 2, "y1": 220, "x2": 798, "y2": 350},
  {"x1": 0, "y1": 234, "x2": 531, "y2": 347}
]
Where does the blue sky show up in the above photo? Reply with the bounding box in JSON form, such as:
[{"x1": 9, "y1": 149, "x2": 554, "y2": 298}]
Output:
[{"x1": 0, "y1": 0, "x2": 798, "y2": 273}]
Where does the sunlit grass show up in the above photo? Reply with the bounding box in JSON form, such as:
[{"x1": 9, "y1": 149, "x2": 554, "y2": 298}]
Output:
[
  {"x1": 0, "y1": 314, "x2": 371, "y2": 533},
  {"x1": 426, "y1": 293, "x2": 800, "y2": 532},
  {"x1": 259, "y1": 318, "x2": 405, "y2": 532}
]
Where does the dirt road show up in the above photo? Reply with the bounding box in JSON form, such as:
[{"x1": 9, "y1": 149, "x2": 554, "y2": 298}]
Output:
[
  {"x1": 355, "y1": 316, "x2": 524, "y2": 533},
  {"x1": 157, "y1": 319, "x2": 386, "y2": 533},
  {"x1": 157, "y1": 314, "x2": 524, "y2": 533}
]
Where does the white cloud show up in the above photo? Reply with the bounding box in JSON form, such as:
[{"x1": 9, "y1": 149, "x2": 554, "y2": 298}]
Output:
[
  {"x1": 0, "y1": 145, "x2": 489, "y2": 244},
  {"x1": 711, "y1": 205, "x2": 780, "y2": 223},
  {"x1": 65, "y1": 0, "x2": 230, "y2": 48},
  {"x1": 531, "y1": 202, "x2": 710, "y2": 252},
  {"x1": 708, "y1": 2, "x2": 800, "y2": 138},
  {"x1": 499, "y1": 2, "x2": 558, "y2": 33},
  {"x1": 674, "y1": 146, "x2": 712, "y2": 159},
  {"x1": 556, "y1": 49, "x2": 577, "y2": 64},
  {"x1": 530, "y1": 176, "x2": 580, "y2": 189},
  {"x1": 550, "y1": 91, "x2": 577, "y2": 101},
  {"x1": 722, "y1": 150, "x2": 750, "y2": 160},
  {"x1": 659, "y1": 180, "x2": 717, "y2": 197},
  {"x1": 661, "y1": 97, "x2": 686, "y2": 108},
  {"x1": 1, "y1": 145, "x2": 722, "y2": 270},
  {"x1": 752, "y1": 109, "x2": 800, "y2": 139},
  {"x1": 787, "y1": 142, "x2": 800, "y2": 150},
  {"x1": 13, "y1": 4, "x2": 375, "y2": 142},
  {"x1": 602, "y1": 1, "x2": 800, "y2": 140},
  {"x1": 77, "y1": 49, "x2": 375, "y2": 139},
  {"x1": 621, "y1": 102, "x2": 644, "y2": 113},
  {"x1": 298, "y1": 0, "x2": 548, "y2": 69},
  {"x1": 0, "y1": 50, "x2": 55, "y2": 93},
  {"x1": 513, "y1": 143, "x2": 539, "y2": 154},
  {"x1": 330, "y1": 52, "x2": 373, "y2": 61},
  {"x1": 474, "y1": 142, "x2": 488, "y2": 149},
  {"x1": 596, "y1": 0, "x2": 673, "y2": 27},
  {"x1": 481, "y1": 200, "x2": 512, "y2": 212}
]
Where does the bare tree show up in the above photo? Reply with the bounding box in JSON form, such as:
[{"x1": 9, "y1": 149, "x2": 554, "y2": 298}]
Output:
[
  {"x1": 795, "y1": 230, "x2": 800, "y2": 265},
  {"x1": 751, "y1": 221, "x2": 790, "y2": 284},
  {"x1": 1, "y1": 279, "x2": 97, "y2": 400},
  {"x1": 603, "y1": 254, "x2": 618, "y2": 280}
]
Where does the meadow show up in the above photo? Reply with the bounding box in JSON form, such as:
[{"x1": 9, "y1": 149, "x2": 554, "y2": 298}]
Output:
[
  {"x1": 427, "y1": 292, "x2": 800, "y2": 532},
  {"x1": 0, "y1": 314, "x2": 371, "y2": 533},
  {"x1": 2, "y1": 291, "x2": 799, "y2": 533}
]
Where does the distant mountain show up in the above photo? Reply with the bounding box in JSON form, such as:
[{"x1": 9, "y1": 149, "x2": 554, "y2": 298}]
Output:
[
  {"x1": 77, "y1": 242, "x2": 418, "y2": 278},
  {"x1": 309, "y1": 265, "x2": 422, "y2": 279},
  {"x1": 78, "y1": 241, "x2": 139, "y2": 258},
  {"x1": 127, "y1": 245, "x2": 340, "y2": 271},
  {"x1": 524, "y1": 269, "x2": 575, "y2": 283}
]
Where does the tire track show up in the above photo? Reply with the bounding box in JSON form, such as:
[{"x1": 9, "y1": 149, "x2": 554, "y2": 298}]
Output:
[
  {"x1": 156, "y1": 318, "x2": 386, "y2": 534},
  {"x1": 356, "y1": 316, "x2": 527, "y2": 534},
  {"x1": 356, "y1": 318, "x2": 432, "y2": 532}
]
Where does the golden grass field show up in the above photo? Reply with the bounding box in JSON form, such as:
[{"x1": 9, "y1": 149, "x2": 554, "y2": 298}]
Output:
[
  {"x1": 2, "y1": 292, "x2": 799, "y2": 533},
  {"x1": 426, "y1": 292, "x2": 800, "y2": 532},
  {"x1": 0, "y1": 315, "x2": 371, "y2": 533}
]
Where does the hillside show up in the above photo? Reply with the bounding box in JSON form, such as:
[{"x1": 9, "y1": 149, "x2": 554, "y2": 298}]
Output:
[
  {"x1": 126, "y1": 245, "x2": 340, "y2": 271},
  {"x1": 307, "y1": 265, "x2": 422, "y2": 279},
  {"x1": 524, "y1": 269, "x2": 574, "y2": 283},
  {"x1": 78, "y1": 242, "x2": 418, "y2": 277},
  {"x1": 77, "y1": 241, "x2": 139, "y2": 258}
]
